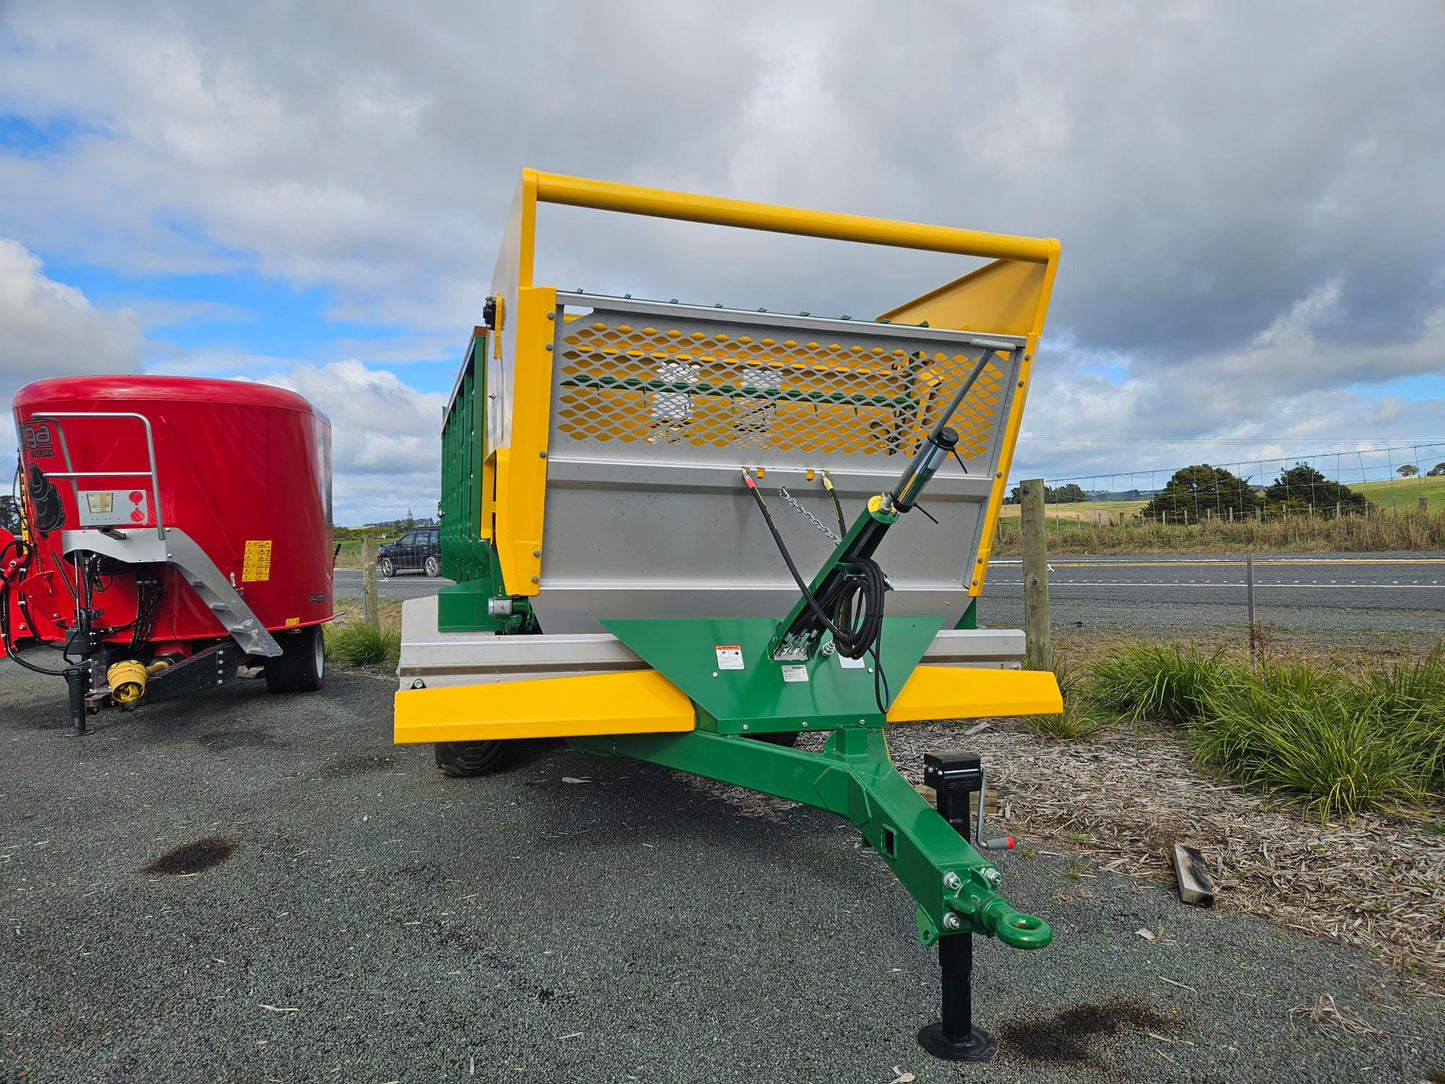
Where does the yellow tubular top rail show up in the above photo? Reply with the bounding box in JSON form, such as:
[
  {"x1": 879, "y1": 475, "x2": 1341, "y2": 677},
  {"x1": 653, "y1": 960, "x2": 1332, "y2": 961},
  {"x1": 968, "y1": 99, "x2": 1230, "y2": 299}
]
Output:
[{"x1": 532, "y1": 171, "x2": 1056, "y2": 265}]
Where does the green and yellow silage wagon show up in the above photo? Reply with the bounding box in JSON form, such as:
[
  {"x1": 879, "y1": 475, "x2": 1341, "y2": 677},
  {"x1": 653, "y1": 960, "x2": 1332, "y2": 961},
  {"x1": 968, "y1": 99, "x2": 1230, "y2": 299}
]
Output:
[{"x1": 393, "y1": 170, "x2": 1062, "y2": 1060}]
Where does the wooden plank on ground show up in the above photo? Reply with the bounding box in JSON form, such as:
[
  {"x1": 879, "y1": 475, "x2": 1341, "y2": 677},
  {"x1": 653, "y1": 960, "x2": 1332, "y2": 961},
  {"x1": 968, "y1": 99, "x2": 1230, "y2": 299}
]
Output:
[{"x1": 1171, "y1": 843, "x2": 1216, "y2": 907}]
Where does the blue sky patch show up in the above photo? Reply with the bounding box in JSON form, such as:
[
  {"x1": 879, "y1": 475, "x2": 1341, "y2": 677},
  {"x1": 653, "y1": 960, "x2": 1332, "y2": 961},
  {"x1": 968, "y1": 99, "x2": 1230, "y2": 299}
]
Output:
[
  {"x1": 0, "y1": 111, "x2": 100, "y2": 156},
  {"x1": 38, "y1": 254, "x2": 455, "y2": 390}
]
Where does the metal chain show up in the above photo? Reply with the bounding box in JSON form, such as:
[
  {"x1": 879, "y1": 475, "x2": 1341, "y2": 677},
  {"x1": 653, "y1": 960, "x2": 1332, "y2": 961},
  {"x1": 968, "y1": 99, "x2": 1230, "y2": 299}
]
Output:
[{"x1": 779, "y1": 486, "x2": 841, "y2": 544}]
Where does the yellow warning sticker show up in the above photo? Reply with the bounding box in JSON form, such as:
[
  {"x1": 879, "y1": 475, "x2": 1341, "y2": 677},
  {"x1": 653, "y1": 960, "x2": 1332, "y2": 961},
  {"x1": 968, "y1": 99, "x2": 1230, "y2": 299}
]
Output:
[
  {"x1": 284, "y1": 616, "x2": 300, "y2": 626},
  {"x1": 242, "y1": 539, "x2": 273, "y2": 582}
]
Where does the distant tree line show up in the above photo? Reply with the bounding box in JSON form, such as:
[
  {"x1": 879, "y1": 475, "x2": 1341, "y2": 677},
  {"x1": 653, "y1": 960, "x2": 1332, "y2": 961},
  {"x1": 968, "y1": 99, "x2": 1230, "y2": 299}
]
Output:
[
  {"x1": 331, "y1": 508, "x2": 438, "y2": 532},
  {"x1": 1004, "y1": 482, "x2": 1086, "y2": 505},
  {"x1": 1138, "y1": 462, "x2": 1371, "y2": 524}
]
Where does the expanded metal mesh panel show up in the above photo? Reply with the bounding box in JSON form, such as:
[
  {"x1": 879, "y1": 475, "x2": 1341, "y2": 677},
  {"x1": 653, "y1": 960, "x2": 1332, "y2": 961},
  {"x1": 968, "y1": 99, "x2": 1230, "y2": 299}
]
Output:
[{"x1": 552, "y1": 297, "x2": 1019, "y2": 463}]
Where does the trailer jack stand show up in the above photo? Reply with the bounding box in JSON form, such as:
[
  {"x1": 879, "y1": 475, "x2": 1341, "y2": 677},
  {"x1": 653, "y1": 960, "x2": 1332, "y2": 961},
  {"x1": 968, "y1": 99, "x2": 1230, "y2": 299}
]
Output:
[
  {"x1": 64, "y1": 667, "x2": 88, "y2": 735},
  {"x1": 918, "y1": 751, "x2": 996, "y2": 1061},
  {"x1": 919, "y1": 932, "x2": 996, "y2": 1061}
]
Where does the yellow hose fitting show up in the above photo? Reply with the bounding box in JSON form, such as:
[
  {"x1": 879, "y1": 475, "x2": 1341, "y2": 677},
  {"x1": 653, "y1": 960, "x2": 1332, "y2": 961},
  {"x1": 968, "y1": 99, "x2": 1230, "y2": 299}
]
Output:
[{"x1": 108, "y1": 659, "x2": 149, "y2": 704}]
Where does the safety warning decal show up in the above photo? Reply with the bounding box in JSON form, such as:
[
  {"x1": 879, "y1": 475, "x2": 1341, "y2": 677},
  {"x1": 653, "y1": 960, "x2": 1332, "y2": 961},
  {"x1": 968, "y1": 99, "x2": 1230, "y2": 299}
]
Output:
[
  {"x1": 714, "y1": 645, "x2": 744, "y2": 670},
  {"x1": 242, "y1": 539, "x2": 273, "y2": 582},
  {"x1": 838, "y1": 652, "x2": 866, "y2": 670},
  {"x1": 781, "y1": 664, "x2": 809, "y2": 683}
]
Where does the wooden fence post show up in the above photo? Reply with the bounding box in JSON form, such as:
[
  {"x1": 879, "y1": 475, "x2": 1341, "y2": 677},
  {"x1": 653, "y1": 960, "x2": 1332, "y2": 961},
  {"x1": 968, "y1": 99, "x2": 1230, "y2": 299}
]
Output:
[
  {"x1": 1246, "y1": 553, "x2": 1257, "y2": 673},
  {"x1": 1019, "y1": 478, "x2": 1052, "y2": 672},
  {"x1": 361, "y1": 534, "x2": 379, "y2": 629}
]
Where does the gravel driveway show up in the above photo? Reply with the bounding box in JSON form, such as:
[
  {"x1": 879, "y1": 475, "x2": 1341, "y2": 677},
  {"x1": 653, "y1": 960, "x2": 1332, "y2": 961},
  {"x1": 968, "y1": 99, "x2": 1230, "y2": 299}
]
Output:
[{"x1": 2, "y1": 660, "x2": 1440, "y2": 1082}]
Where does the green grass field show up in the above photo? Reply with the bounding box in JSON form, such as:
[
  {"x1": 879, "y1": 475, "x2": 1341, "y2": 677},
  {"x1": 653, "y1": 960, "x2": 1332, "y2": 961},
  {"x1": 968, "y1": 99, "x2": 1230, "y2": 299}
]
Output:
[
  {"x1": 993, "y1": 474, "x2": 1445, "y2": 523},
  {"x1": 325, "y1": 474, "x2": 1443, "y2": 564},
  {"x1": 1354, "y1": 474, "x2": 1445, "y2": 513},
  {"x1": 995, "y1": 498, "x2": 1147, "y2": 522}
]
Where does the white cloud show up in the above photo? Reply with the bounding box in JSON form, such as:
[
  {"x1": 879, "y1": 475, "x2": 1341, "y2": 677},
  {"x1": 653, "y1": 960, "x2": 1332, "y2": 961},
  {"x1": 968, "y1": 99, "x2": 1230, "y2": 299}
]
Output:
[
  {"x1": 7, "y1": 1, "x2": 1435, "y2": 343},
  {"x1": 1017, "y1": 283, "x2": 1445, "y2": 484},
  {"x1": 0, "y1": 235, "x2": 144, "y2": 435},
  {"x1": 1, "y1": 2, "x2": 1442, "y2": 509},
  {"x1": 260, "y1": 359, "x2": 444, "y2": 525},
  {"x1": 117, "y1": 298, "x2": 255, "y2": 330}
]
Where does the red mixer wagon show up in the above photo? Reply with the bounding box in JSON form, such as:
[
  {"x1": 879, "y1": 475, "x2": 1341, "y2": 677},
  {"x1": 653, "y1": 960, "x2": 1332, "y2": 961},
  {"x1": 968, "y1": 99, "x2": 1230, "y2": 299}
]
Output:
[{"x1": 3, "y1": 375, "x2": 336, "y2": 731}]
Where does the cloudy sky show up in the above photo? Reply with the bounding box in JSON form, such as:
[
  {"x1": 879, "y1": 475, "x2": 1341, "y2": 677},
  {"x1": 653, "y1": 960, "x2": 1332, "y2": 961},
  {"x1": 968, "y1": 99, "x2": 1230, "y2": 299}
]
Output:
[{"x1": 2, "y1": 1, "x2": 1442, "y2": 522}]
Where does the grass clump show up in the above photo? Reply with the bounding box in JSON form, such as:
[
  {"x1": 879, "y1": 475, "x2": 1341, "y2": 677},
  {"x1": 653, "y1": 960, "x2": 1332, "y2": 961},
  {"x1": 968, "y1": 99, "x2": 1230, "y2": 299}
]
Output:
[
  {"x1": 1194, "y1": 673, "x2": 1430, "y2": 819},
  {"x1": 1360, "y1": 647, "x2": 1445, "y2": 792},
  {"x1": 325, "y1": 621, "x2": 400, "y2": 668},
  {"x1": 1083, "y1": 640, "x2": 1445, "y2": 819},
  {"x1": 1085, "y1": 641, "x2": 1234, "y2": 725},
  {"x1": 1023, "y1": 654, "x2": 1107, "y2": 741}
]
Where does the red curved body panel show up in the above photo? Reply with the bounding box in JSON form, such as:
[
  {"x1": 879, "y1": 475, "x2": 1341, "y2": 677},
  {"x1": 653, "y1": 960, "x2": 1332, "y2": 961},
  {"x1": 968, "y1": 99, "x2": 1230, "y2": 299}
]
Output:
[{"x1": 10, "y1": 376, "x2": 333, "y2": 651}]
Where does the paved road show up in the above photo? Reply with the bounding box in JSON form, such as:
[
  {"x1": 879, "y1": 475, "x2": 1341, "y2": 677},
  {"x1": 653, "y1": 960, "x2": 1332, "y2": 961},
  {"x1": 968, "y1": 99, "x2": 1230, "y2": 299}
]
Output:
[
  {"x1": 336, "y1": 553, "x2": 1445, "y2": 632},
  {"x1": 2, "y1": 661, "x2": 1439, "y2": 1082},
  {"x1": 980, "y1": 552, "x2": 1445, "y2": 632},
  {"x1": 334, "y1": 567, "x2": 452, "y2": 600}
]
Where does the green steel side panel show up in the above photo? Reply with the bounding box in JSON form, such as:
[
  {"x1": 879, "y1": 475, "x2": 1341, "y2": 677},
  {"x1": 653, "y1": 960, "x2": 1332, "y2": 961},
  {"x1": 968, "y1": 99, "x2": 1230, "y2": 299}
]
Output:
[
  {"x1": 436, "y1": 329, "x2": 536, "y2": 633},
  {"x1": 954, "y1": 597, "x2": 978, "y2": 630},
  {"x1": 440, "y1": 331, "x2": 491, "y2": 587},
  {"x1": 602, "y1": 616, "x2": 942, "y2": 734}
]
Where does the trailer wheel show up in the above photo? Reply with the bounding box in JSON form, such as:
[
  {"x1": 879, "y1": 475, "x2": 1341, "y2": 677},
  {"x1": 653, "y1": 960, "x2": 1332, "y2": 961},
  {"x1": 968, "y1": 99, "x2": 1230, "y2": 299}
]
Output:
[
  {"x1": 380, "y1": 557, "x2": 395, "y2": 578},
  {"x1": 265, "y1": 625, "x2": 325, "y2": 694},
  {"x1": 424, "y1": 555, "x2": 440, "y2": 578},
  {"x1": 434, "y1": 740, "x2": 506, "y2": 777}
]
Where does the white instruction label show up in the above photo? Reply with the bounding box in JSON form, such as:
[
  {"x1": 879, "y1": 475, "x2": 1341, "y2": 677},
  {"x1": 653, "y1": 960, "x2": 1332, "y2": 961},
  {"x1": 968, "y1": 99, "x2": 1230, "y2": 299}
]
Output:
[
  {"x1": 838, "y1": 652, "x2": 866, "y2": 670},
  {"x1": 781, "y1": 664, "x2": 809, "y2": 683},
  {"x1": 714, "y1": 644, "x2": 744, "y2": 670}
]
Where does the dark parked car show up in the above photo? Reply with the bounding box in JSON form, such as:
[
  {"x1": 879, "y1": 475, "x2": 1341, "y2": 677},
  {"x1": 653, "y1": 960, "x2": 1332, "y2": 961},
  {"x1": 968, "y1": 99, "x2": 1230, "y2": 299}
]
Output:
[{"x1": 378, "y1": 526, "x2": 440, "y2": 578}]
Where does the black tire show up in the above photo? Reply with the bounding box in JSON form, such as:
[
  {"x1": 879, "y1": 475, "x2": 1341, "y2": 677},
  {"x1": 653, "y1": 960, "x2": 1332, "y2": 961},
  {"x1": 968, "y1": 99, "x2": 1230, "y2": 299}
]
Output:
[
  {"x1": 754, "y1": 730, "x2": 800, "y2": 746},
  {"x1": 380, "y1": 557, "x2": 395, "y2": 578},
  {"x1": 424, "y1": 555, "x2": 440, "y2": 578},
  {"x1": 434, "y1": 740, "x2": 507, "y2": 777},
  {"x1": 264, "y1": 625, "x2": 325, "y2": 694}
]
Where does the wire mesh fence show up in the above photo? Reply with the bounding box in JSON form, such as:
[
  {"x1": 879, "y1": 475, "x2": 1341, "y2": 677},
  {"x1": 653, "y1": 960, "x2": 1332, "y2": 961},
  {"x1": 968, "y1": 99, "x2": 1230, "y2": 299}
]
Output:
[
  {"x1": 1004, "y1": 441, "x2": 1445, "y2": 519},
  {"x1": 993, "y1": 442, "x2": 1445, "y2": 554}
]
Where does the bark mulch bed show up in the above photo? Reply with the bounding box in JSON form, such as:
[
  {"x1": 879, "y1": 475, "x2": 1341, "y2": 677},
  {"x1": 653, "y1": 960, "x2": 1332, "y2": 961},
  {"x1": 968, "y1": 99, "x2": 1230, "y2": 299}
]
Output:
[{"x1": 885, "y1": 718, "x2": 1445, "y2": 994}]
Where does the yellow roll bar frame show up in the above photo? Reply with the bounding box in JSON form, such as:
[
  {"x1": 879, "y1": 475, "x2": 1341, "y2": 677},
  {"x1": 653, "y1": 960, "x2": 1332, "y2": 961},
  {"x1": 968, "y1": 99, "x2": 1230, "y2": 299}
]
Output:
[
  {"x1": 533, "y1": 171, "x2": 1056, "y2": 264},
  {"x1": 486, "y1": 169, "x2": 1059, "y2": 598}
]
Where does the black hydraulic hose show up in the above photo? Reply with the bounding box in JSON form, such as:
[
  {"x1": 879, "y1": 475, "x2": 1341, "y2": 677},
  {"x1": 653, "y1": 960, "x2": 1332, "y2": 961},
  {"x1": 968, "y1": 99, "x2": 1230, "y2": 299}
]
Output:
[
  {"x1": 820, "y1": 471, "x2": 847, "y2": 537},
  {"x1": 744, "y1": 473, "x2": 862, "y2": 648},
  {"x1": 743, "y1": 473, "x2": 891, "y2": 711},
  {"x1": 828, "y1": 553, "x2": 885, "y2": 660},
  {"x1": 0, "y1": 538, "x2": 72, "y2": 677},
  {"x1": 871, "y1": 637, "x2": 890, "y2": 718}
]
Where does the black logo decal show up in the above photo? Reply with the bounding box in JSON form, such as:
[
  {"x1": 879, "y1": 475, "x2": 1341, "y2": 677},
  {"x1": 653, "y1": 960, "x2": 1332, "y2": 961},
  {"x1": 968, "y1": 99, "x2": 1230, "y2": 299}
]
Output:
[
  {"x1": 20, "y1": 422, "x2": 56, "y2": 459},
  {"x1": 27, "y1": 464, "x2": 65, "y2": 537}
]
